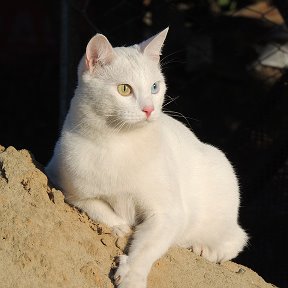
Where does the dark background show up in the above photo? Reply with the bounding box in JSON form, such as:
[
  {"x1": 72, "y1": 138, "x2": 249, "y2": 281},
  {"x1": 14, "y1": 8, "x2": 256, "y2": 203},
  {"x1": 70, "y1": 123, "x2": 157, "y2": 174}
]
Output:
[{"x1": 1, "y1": 0, "x2": 287, "y2": 287}]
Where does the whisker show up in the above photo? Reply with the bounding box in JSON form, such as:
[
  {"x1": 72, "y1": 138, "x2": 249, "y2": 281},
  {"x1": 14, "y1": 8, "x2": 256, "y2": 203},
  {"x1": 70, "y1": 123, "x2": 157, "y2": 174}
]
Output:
[
  {"x1": 160, "y1": 49, "x2": 184, "y2": 64},
  {"x1": 160, "y1": 49, "x2": 185, "y2": 69},
  {"x1": 164, "y1": 110, "x2": 198, "y2": 121},
  {"x1": 163, "y1": 95, "x2": 180, "y2": 108},
  {"x1": 163, "y1": 109, "x2": 199, "y2": 130},
  {"x1": 110, "y1": 119, "x2": 127, "y2": 135},
  {"x1": 160, "y1": 59, "x2": 186, "y2": 69}
]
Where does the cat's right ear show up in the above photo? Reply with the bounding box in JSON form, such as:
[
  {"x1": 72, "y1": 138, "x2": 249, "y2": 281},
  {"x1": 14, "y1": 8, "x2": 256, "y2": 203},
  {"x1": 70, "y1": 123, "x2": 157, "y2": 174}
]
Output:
[
  {"x1": 85, "y1": 34, "x2": 115, "y2": 72},
  {"x1": 139, "y1": 27, "x2": 169, "y2": 62}
]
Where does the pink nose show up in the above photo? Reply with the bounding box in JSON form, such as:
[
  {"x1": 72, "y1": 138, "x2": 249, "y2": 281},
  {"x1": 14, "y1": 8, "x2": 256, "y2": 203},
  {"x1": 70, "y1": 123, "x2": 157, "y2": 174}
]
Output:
[{"x1": 142, "y1": 106, "x2": 154, "y2": 118}]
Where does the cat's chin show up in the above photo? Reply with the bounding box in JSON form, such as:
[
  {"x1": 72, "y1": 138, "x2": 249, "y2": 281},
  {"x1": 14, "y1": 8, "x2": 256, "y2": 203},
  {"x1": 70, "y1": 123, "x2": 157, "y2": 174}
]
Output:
[
  {"x1": 125, "y1": 119, "x2": 153, "y2": 130},
  {"x1": 133, "y1": 116, "x2": 157, "y2": 127},
  {"x1": 114, "y1": 119, "x2": 155, "y2": 132},
  {"x1": 105, "y1": 115, "x2": 156, "y2": 131}
]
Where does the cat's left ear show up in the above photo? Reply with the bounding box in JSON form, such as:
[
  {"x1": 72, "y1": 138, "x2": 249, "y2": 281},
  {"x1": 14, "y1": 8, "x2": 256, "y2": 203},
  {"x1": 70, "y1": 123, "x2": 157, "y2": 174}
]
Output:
[
  {"x1": 139, "y1": 27, "x2": 169, "y2": 62},
  {"x1": 85, "y1": 34, "x2": 116, "y2": 72}
]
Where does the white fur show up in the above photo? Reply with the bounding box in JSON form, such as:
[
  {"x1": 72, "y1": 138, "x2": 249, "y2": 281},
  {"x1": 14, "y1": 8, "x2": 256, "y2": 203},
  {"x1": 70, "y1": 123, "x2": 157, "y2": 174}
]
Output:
[{"x1": 46, "y1": 28, "x2": 248, "y2": 288}]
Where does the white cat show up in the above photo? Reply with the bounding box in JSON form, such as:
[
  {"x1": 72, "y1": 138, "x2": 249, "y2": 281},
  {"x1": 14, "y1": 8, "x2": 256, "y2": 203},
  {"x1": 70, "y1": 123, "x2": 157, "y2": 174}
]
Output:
[{"x1": 45, "y1": 28, "x2": 248, "y2": 288}]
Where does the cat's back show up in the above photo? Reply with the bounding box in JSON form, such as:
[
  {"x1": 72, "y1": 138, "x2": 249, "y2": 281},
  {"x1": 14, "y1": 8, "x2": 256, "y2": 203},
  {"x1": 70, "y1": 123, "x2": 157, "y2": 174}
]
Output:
[
  {"x1": 159, "y1": 112, "x2": 233, "y2": 178},
  {"x1": 159, "y1": 113, "x2": 203, "y2": 153}
]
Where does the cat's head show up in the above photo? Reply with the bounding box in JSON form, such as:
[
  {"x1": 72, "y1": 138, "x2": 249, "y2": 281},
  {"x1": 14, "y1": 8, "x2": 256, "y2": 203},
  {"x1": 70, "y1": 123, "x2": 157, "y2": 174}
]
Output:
[{"x1": 76, "y1": 28, "x2": 168, "y2": 129}]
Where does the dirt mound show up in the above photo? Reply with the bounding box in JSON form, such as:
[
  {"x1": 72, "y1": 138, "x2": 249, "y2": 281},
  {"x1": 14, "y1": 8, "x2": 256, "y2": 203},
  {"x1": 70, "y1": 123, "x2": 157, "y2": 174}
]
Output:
[{"x1": 0, "y1": 145, "x2": 276, "y2": 288}]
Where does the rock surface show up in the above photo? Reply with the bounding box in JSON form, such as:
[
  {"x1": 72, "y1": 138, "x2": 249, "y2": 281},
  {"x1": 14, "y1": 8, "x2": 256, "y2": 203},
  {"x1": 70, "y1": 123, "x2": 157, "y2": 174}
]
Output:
[{"x1": 0, "y1": 146, "x2": 276, "y2": 288}]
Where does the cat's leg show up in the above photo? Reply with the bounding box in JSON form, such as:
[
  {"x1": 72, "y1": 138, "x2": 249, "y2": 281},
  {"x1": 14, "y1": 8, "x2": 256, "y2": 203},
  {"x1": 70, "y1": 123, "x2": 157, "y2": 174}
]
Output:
[
  {"x1": 72, "y1": 198, "x2": 131, "y2": 237},
  {"x1": 114, "y1": 213, "x2": 178, "y2": 288}
]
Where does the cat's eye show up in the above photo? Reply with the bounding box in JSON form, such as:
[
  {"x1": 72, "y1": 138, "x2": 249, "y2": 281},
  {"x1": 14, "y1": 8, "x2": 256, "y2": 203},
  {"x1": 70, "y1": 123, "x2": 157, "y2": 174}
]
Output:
[
  {"x1": 117, "y1": 84, "x2": 132, "y2": 96},
  {"x1": 151, "y1": 82, "x2": 160, "y2": 94}
]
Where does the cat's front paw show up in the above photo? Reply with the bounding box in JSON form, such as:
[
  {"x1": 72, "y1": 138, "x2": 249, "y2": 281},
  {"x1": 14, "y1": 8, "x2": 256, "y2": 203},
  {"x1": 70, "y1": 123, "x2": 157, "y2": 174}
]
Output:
[
  {"x1": 114, "y1": 255, "x2": 147, "y2": 288},
  {"x1": 116, "y1": 272, "x2": 147, "y2": 288},
  {"x1": 117, "y1": 277, "x2": 146, "y2": 288},
  {"x1": 114, "y1": 255, "x2": 129, "y2": 285},
  {"x1": 112, "y1": 224, "x2": 132, "y2": 237}
]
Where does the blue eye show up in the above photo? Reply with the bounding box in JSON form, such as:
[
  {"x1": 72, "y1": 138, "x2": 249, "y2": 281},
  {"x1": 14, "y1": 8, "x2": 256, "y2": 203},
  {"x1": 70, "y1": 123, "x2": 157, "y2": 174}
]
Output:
[{"x1": 151, "y1": 82, "x2": 160, "y2": 94}]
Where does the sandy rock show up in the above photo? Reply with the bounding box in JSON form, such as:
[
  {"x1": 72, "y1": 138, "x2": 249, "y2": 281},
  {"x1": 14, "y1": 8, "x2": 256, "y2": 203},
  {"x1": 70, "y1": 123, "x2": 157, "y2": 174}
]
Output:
[{"x1": 0, "y1": 146, "x2": 276, "y2": 288}]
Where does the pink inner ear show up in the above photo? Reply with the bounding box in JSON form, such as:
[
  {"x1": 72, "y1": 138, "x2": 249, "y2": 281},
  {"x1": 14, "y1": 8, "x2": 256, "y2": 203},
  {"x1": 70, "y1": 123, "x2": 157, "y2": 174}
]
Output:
[
  {"x1": 85, "y1": 57, "x2": 91, "y2": 70},
  {"x1": 86, "y1": 57, "x2": 98, "y2": 73},
  {"x1": 85, "y1": 34, "x2": 115, "y2": 72}
]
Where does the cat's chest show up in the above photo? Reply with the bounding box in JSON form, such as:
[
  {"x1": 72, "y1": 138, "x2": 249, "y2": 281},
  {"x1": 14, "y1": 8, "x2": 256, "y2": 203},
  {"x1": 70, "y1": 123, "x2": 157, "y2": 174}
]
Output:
[
  {"x1": 100, "y1": 133, "x2": 159, "y2": 168},
  {"x1": 71, "y1": 128, "x2": 162, "y2": 179}
]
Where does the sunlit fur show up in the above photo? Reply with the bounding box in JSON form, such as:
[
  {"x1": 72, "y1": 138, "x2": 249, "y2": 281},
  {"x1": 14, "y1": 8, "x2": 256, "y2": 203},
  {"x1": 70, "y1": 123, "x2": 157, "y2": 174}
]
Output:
[{"x1": 46, "y1": 29, "x2": 248, "y2": 288}]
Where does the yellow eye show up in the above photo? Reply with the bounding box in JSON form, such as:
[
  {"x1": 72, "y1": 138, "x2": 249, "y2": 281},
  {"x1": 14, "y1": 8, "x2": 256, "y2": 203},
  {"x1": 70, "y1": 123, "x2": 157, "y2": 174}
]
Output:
[{"x1": 117, "y1": 84, "x2": 132, "y2": 96}]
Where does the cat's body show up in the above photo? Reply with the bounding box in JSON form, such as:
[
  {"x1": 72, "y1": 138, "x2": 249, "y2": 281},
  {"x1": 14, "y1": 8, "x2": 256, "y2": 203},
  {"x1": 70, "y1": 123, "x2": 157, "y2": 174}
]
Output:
[{"x1": 46, "y1": 28, "x2": 247, "y2": 288}]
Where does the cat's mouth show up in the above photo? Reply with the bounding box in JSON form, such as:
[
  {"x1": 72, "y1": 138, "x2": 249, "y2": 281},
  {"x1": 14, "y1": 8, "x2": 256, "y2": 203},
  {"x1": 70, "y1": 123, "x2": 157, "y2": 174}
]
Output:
[{"x1": 105, "y1": 114, "x2": 153, "y2": 131}]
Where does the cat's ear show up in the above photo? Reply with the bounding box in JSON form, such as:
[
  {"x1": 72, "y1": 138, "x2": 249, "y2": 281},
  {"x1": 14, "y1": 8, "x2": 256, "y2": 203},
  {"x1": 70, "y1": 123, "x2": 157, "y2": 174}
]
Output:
[
  {"x1": 139, "y1": 27, "x2": 169, "y2": 62},
  {"x1": 85, "y1": 34, "x2": 115, "y2": 72}
]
